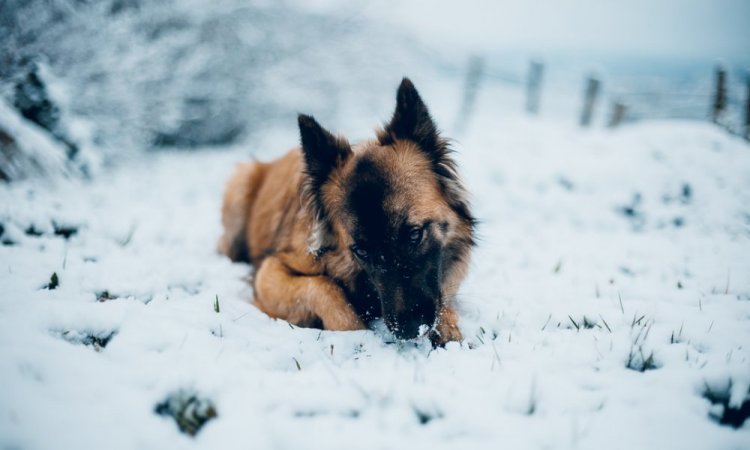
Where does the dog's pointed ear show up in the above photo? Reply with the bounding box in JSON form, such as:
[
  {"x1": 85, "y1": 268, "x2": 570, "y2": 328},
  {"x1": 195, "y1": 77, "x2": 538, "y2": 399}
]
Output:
[
  {"x1": 380, "y1": 78, "x2": 441, "y2": 157},
  {"x1": 380, "y1": 79, "x2": 476, "y2": 230},
  {"x1": 298, "y1": 114, "x2": 352, "y2": 190}
]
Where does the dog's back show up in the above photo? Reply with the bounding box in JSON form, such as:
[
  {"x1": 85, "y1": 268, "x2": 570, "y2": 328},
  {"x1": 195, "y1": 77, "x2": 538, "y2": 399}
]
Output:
[
  {"x1": 219, "y1": 150, "x2": 313, "y2": 269},
  {"x1": 218, "y1": 159, "x2": 269, "y2": 264}
]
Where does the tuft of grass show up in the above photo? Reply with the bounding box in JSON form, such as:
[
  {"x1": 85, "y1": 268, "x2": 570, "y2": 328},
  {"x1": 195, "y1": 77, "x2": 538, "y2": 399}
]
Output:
[
  {"x1": 582, "y1": 316, "x2": 599, "y2": 329},
  {"x1": 631, "y1": 313, "x2": 646, "y2": 328},
  {"x1": 626, "y1": 346, "x2": 658, "y2": 372},
  {"x1": 155, "y1": 391, "x2": 217, "y2": 436},
  {"x1": 118, "y1": 223, "x2": 137, "y2": 247},
  {"x1": 213, "y1": 295, "x2": 220, "y2": 313},
  {"x1": 724, "y1": 270, "x2": 730, "y2": 295},
  {"x1": 626, "y1": 315, "x2": 659, "y2": 372},
  {"x1": 541, "y1": 314, "x2": 552, "y2": 331},
  {"x1": 44, "y1": 272, "x2": 59, "y2": 290},
  {"x1": 670, "y1": 322, "x2": 685, "y2": 344},
  {"x1": 292, "y1": 357, "x2": 301, "y2": 371},
  {"x1": 568, "y1": 315, "x2": 602, "y2": 332},
  {"x1": 476, "y1": 326, "x2": 486, "y2": 344}
]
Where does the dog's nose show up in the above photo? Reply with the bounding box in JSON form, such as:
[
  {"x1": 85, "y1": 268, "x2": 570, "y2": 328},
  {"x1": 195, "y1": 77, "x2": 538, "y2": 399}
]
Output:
[{"x1": 392, "y1": 314, "x2": 434, "y2": 339}]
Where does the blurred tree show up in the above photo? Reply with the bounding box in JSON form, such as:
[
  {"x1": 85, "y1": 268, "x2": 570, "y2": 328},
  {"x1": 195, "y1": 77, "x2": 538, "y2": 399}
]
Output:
[{"x1": 1, "y1": 0, "x2": 418, "y2": 157}]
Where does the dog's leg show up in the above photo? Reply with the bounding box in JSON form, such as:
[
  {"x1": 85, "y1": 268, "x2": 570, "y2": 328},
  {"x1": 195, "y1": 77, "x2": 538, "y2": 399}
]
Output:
[
  {"x1": 430, "y1": 306, "x2": 463, "y2": 346},
  {"x1": 253, "y1": 256, "x2": 366, "y2": 331}
]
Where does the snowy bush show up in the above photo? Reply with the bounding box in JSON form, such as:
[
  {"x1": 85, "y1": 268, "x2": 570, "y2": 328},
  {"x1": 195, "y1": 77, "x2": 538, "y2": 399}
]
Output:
[{"x1": 1, "y1": 0, "x2": 420, "y2": 157}]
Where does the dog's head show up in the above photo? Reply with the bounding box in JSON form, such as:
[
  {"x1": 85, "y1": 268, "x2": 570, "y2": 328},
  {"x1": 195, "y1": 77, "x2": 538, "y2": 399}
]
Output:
[{"x1": 298, "y1": 78, "x2": 475, "y2": 339}]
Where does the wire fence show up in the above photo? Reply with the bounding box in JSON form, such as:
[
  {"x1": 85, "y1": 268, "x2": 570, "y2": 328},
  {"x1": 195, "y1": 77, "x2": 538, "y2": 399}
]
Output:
[{"x1": 458, "y1": 57, "x2": 750, "y2": 140}]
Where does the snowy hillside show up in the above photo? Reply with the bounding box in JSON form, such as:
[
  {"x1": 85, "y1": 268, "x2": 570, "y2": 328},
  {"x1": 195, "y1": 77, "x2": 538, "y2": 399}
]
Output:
[{"x1": 1, "y1": 107, "x2": 749, "y2": 448}]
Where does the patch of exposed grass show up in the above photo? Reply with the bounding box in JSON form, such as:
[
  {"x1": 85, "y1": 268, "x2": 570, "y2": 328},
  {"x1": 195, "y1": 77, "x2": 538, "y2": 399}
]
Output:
[
  {"x1": 567, "y1": 315, "x2": 601, "y2": 332},
  {"x1": 43, "y1": 272, "x2": 59, "y2": 290},
  {"x1": 155, "y1": 391, "x2": 217, "y2": 436},
  {"x1": 414, "y1": 407, "x2": 443, "y2": 425},
  {"x1": 25, "y1": 225, "x2": 43, "y2": 237},
  {"x1": 0, "y1": 222, "x2": 12, "y2": 246},
  {"x1": 52, "y1": 221, "x2": 78, "y2": 239},
  {"x1": 96, "y1": 290, "x2": 117, "y2": 302},
  {"x1": 704, "y1": 381, "x2": 750, "y2": 428},
  {"x1": 626, "y1": 346, "x2": 658, "y2": 372},
  {"x1": 58, "y1": 330, "x2": 116, "y2": 352}
]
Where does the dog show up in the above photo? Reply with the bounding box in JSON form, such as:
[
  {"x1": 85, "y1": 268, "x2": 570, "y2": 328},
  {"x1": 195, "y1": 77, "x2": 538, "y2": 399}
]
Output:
[{"x1": 219, "y1": 78, "x2": 475, "y2": 345}]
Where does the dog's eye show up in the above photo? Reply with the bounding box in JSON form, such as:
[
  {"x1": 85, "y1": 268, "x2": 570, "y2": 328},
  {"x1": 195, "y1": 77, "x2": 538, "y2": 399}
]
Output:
[
  {"x1": 351, "y1": 245, "x2": 369, "y2": 259},
  {"x1": 409, "y1": 226, "x2": 424, "y2": 245}
]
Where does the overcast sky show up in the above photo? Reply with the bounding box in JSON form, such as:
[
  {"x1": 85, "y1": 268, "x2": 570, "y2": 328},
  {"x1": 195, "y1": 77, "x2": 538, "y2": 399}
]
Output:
[{"x1": 305, "y1": 0, "x2": 750, "y2": 63}]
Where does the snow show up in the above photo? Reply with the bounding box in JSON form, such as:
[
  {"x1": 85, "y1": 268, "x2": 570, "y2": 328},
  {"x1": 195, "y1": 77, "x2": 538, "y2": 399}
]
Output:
[{"x1": 1, "y1": 85, "x2": 749, "y2": 449}]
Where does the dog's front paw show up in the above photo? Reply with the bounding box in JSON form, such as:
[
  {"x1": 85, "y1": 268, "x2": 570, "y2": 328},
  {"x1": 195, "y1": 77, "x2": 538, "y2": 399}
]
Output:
[
  {"x1": 429, "y1": 307, "x2": 463, "y2": 347},
  {"x1": 429, "y1": 322, "x2": 463, "y2": 347}
]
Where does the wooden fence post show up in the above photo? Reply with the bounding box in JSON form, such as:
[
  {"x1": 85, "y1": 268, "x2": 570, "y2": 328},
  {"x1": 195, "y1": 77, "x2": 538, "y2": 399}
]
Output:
[
  {"x1": 580, "y1": 75, "x2": 600, "y2": 127},
  {"x1": 744, "y1": 71, "x2": 750, "y2": 140},
  {"x1": 525, "y1": 60, "x2": 544, "y2": 115},
  {"x1": 711, "y1": 65, "x2": 727, "y2": 124},
  {"x1": 454, "y1": 56, "x2": 485, "y2": 134},
  {"x1": 608, "y1": 101, "x2": 627, "y2": 128}
]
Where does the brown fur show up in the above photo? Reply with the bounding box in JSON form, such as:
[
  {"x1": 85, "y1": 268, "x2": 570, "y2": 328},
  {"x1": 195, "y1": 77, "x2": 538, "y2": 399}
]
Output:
[{"x1": 219, "y1": 78, "x2": 474, "y2": 345}]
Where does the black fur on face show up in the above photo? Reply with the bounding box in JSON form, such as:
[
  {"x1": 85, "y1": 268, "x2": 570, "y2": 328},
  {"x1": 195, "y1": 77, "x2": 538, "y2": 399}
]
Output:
[{"x1": 342, "y1": 155, "x2": 441, "y2": 338}]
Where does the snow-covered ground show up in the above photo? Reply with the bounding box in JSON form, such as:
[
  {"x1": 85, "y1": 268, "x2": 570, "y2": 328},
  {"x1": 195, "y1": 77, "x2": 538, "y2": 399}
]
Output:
[{"x1": 1, "y1": 92, "x2": 749, "y2": 448}]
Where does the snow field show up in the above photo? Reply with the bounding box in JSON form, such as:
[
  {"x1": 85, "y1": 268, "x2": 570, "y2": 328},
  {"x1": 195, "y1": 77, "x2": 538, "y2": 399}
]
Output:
[{"x1": 1, "y1": 115, "x2": 749, "y2": 449}]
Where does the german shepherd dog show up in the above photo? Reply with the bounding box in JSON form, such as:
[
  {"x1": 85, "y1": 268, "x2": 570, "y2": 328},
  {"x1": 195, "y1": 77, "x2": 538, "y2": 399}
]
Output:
[{"x1": 219, "y1": 78, "x2": 475, "y2": 345}]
